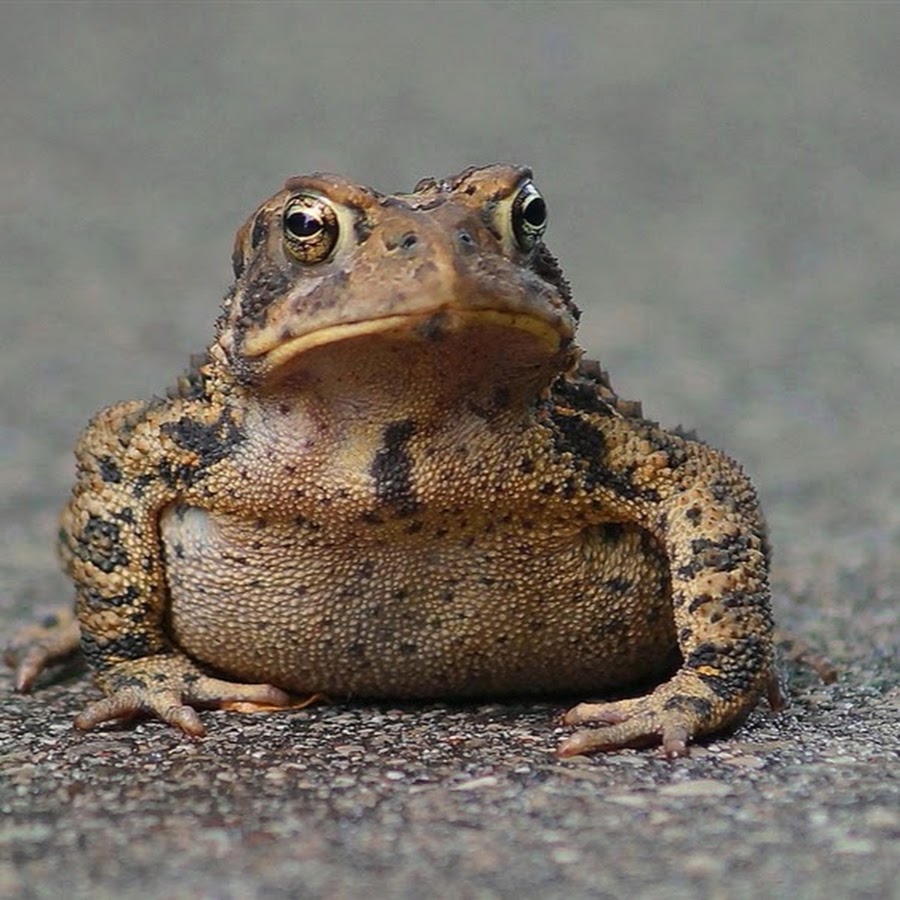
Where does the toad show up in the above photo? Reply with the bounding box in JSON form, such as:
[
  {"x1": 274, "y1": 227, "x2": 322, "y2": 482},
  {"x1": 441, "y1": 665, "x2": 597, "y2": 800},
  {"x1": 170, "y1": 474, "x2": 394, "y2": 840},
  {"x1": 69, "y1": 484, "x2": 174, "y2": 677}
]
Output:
[{"x1": 7, "y1": 165, "x2": 783, "y2": 757}]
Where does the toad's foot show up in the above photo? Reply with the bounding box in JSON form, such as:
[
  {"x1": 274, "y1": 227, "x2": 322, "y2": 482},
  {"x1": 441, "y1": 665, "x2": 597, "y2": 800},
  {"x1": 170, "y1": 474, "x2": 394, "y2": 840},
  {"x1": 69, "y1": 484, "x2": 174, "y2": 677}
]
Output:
[
  {"x1": 557, "y1": 668, "x2": 778, "y2": 759},
  {"x1": 4, "y1": 607, "x2": 81, "y2": 691},
  {"x1": 75, "y1": 655, "x2": 291, "y2": 735}
]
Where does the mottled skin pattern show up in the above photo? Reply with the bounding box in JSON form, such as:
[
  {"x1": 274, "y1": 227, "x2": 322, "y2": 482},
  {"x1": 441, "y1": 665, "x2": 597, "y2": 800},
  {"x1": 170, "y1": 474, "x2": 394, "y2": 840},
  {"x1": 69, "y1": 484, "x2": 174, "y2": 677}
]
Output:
[{"x1": 7, "y1": 165, "x2": 783, "y2": 756}]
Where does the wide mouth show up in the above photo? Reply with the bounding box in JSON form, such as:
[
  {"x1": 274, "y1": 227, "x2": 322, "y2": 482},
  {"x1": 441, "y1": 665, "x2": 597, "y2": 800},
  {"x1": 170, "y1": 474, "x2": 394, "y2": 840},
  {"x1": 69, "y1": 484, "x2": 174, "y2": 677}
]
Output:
[{"x1": 248, "y1": 306, "x2": 574, "y2": 374}]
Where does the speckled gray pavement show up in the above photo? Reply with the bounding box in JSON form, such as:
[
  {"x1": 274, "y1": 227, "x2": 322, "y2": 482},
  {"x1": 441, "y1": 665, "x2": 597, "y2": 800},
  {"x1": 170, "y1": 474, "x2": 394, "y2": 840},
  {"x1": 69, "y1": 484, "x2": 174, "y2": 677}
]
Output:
[{"x1": 1, "y1": 4, "x2": 897, "y2": 899}]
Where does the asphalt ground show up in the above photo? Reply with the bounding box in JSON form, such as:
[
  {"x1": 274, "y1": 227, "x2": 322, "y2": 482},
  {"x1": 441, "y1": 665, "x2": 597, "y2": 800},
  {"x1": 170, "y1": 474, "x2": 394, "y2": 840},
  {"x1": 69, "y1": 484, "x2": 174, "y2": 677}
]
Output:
[{"x1": 0, "y1": 4, "x2": 897, "y2": 899}]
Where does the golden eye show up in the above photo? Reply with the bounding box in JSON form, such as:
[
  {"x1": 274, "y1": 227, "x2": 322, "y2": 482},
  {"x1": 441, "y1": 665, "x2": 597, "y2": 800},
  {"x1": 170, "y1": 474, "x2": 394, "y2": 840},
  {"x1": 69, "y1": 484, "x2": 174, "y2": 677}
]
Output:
[
  {"x1": 283, "y1": 195, "x2": 339, "y2": 263},
  {"x1": 511, "y1": 182, "x2": 547, "y2": 250}
]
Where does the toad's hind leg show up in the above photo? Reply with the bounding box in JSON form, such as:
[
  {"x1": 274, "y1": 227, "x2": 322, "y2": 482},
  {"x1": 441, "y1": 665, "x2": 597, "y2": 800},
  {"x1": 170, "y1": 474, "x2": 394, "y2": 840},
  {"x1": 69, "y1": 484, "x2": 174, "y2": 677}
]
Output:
[{"x1": 5, "y1": 607, "x2": 81, "y2": 691}]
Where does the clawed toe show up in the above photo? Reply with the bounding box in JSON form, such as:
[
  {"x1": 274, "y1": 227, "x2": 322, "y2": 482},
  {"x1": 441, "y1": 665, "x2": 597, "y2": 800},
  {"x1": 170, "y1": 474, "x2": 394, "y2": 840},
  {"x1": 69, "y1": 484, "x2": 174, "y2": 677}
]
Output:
[
  {"x1": 77, "y1": 656, "x2": 295, "y2": 735},
  {"x1": 4, "y1": 609, "x2": 81, "y2": 691}
]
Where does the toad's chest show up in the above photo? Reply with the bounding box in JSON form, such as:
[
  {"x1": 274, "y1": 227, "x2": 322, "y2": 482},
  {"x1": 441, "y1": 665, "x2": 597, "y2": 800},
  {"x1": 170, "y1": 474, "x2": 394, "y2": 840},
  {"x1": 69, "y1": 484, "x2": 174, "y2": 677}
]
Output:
[{"x1": 159, "y1": 503, "x2": 676, "y2": 699}]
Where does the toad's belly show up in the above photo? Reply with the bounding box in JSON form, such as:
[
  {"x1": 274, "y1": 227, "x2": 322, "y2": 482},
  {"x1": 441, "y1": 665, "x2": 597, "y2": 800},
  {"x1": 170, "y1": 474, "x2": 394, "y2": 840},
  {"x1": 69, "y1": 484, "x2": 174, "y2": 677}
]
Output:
[{"x1": 160, "y1": 505, "x2": 677, "y2": 698}]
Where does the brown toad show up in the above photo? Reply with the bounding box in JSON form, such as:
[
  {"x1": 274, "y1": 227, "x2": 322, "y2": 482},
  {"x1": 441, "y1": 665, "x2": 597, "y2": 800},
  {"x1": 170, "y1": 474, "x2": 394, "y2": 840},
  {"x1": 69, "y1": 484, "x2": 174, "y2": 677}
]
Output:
[{"x1": 8, "y1": 165, "x2": 784, "y2": 757}]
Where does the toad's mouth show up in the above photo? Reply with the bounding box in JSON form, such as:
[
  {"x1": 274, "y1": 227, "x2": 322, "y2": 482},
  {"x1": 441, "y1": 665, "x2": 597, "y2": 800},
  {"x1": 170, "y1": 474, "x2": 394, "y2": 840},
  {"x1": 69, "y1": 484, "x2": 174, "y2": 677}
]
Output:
[{"x1": 246, "y1": 306, "x2": 575, "y2": 374}]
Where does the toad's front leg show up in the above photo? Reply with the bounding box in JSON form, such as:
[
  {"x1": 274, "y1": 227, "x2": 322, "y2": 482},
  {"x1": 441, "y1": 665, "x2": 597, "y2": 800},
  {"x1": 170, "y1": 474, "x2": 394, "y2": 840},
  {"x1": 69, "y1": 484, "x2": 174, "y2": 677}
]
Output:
[
  {"x1": 558, "y1": 419, "x2": 784, "y2": 758},
  {"x1": 58, "y1": 398, "x2": 290, "y2": 735}
]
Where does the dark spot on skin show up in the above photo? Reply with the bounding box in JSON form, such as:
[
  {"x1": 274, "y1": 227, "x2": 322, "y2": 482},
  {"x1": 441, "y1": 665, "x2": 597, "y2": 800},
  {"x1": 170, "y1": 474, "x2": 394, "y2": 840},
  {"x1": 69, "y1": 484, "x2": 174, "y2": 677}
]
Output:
[
  {"x1": 689, "y1": 533, "x2": 753, "y2": 573},
  {"x1": 112, "y1": 507, "x2": 135, "y2": 525},
  {"x1": 519, "y1": 456, "x2": 535, "y2": 474},
  {"x1": 602, "y1": 576, "x2": 631, "y2": 595},
  {"x1": 172, "y1": 543, "x2": 184, "y2": 560},
  {"x1": 546, "y1": 409, "x2": 660, "y2": 502},
  {"x1": 40, "y1": 613, "x2": 60, "y2": 628},
  {"x1": 645, "y1": 430, "x2": 689, "y2": 471},
  {"x1": 687, "y1": 593, "x2": 714, "y2": 613},
  {"x1": 156, "y1": 460, "x2": 180, "y2": 489},
  {"x1": 80, "y1": 584, "x2": 141, "y2": 611},
  {"x1": 686, "y1": 506, "x2": 703, "y2": 524},
  {"x1": 405, "y1": 520, "x2": 424, "y2": 534},
  {"x1": 370, "y1": 420, "x2": 419, "y2": 516},
  {"x1": 531, "y1": 241, "x2": 576, "y2": 314},
  {"x1": 232, "y1": 246, "x2": 246, "y2": 279},
  {"x1": 677, "y1": 560, "x2": 702, "y2": 580},
  {"x1": 236, "y1": 264, "x2": 293, "y2": 331},
  {"x1": 695, "y1": 672, "x2": 733, "y2": 700},
  {"x1": 721, "y1": 588, "x2": 770, "y2": 611},
  {"x1": 80, "y1": 629, "x2": 151, "y2": 668},
  {"x1": 159, "y1": 410, "x2": 246, "y2": 486},
  {"x1": 75, "y1": 515, "x2": 129, "y2": 573},
  {"x1": 679, "y1": 626, "x2": 693, "y2": 643},
  {"x1": 131, "y1": 474, "x2": 155, "y2": 499},
  {"x1": 399, "y1": 642, "x2": 418, "y2": 656},
  {"x1": 142, "y1": 554, "x2": 155, "y2": 572},
  {"x1": 414, "y1": 311, "x2": 450, "y2": 342},
  {"x1": 685, "y1": 641, "x2": 720, "y2": 669},
  {"x1": 250, "y1": 214, "x2": 268, "y2": 250},
  {"x1": 98, "y1": 456, "x2": 123, "y2": 484},
  {"x1": 664, "y1": 694, "x2": 714, "y2": 717}
]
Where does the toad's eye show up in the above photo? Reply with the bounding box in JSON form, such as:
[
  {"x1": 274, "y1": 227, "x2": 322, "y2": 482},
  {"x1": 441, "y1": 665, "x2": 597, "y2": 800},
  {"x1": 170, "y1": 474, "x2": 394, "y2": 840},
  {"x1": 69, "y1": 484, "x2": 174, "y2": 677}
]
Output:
[
  {"x1": 511, "y1": 182, "x2": 547, "y2": 250},
  {"x1": 283, "y1": 195, "x2": 339, "y2": 263}
]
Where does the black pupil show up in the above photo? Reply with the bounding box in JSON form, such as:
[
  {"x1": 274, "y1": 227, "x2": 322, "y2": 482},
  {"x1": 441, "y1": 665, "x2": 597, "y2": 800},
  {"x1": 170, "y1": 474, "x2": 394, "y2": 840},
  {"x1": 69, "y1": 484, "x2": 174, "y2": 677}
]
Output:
[
  {"x1": 523, "y1": 196, "x2": 546, "y2": 228},
  {"x1": 287, "y1": 210, "x2": 322, "y2": 237}
]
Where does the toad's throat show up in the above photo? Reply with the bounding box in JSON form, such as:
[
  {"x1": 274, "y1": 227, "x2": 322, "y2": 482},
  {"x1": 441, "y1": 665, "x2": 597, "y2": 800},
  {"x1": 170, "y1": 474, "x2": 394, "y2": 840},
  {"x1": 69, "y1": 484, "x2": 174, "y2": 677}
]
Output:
[{"x1": 246, "y1": 307, "x2": 574, "y2": 373}]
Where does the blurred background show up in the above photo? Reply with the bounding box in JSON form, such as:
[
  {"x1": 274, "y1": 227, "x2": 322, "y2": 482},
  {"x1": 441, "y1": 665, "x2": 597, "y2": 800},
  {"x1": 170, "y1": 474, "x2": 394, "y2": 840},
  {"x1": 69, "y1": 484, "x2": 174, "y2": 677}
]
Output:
[{"x1": 1, "y1": 3, "x2": 897, "y2": 622}]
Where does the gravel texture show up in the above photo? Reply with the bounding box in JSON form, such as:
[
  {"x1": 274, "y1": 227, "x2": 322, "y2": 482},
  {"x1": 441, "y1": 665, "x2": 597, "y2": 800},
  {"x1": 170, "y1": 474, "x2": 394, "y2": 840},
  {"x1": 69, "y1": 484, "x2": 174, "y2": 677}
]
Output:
[{"x1": 1, "y1": 4, "x2": 897, "y2": 899}]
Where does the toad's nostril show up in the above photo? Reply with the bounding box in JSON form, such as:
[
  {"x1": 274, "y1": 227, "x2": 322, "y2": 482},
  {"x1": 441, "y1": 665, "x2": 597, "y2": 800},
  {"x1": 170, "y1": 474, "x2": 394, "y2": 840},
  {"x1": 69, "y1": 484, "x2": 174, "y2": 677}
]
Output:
[{"x1": 384, "y1": 230, "x2": 421, "y2": 252}]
